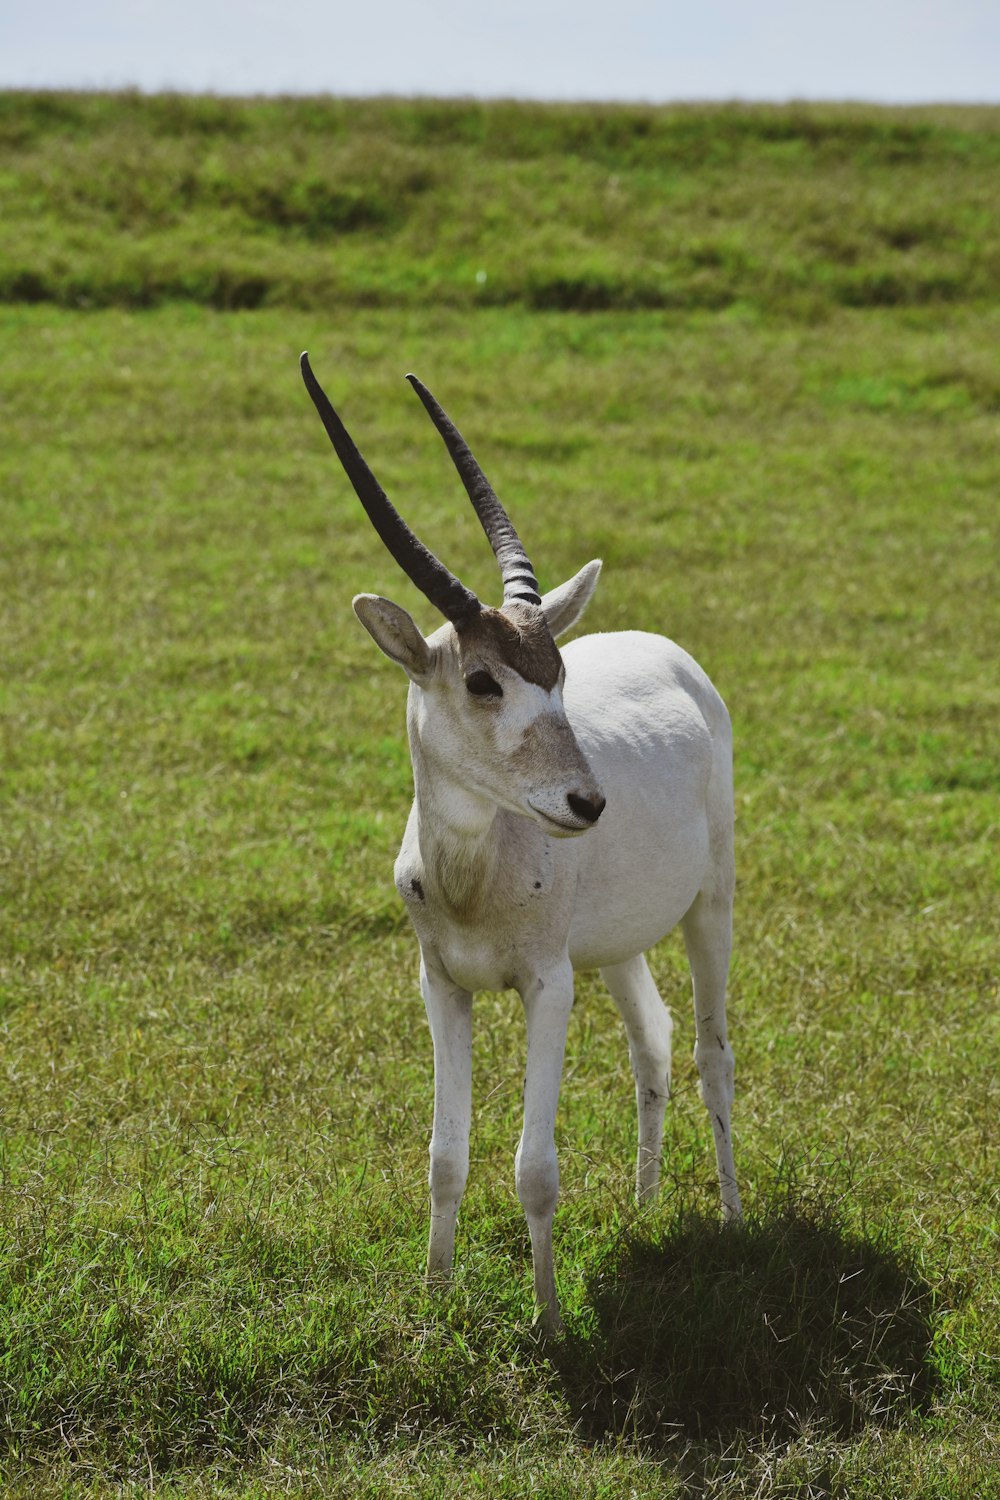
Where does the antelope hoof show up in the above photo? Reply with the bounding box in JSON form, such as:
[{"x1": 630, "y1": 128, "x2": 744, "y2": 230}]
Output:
[{"x1": 532, "y1": 1300, "x2": 564, "y2": 1338}]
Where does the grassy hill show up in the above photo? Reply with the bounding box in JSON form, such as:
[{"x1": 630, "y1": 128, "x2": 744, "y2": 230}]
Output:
[
  {"x1": 2, "y1": 92, "x2": 999, "y2": 314},
  {"x1": 0, "y1": 93, "x2": 998, "y2": 1498}
]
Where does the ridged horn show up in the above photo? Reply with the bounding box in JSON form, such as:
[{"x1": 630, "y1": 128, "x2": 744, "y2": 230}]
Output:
[
  {"x1": 405, "y1": 374, "x2": 542, "y2": 608},
  {"x1": 301, "y1": 354, "x2": 481, "y2": 627}
]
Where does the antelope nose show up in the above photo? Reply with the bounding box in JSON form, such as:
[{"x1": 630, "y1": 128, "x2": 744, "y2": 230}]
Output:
[{"x1": 566, "y1": 790, "x2": 606, "y2": 825}]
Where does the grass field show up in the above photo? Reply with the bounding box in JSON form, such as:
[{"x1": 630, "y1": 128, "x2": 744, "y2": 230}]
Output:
[{"x1": 0, "y1": 95, "x2": 998, "y2": 1497}]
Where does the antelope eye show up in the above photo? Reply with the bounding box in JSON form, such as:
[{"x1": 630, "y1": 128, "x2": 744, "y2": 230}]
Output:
[{"x1": 465, "y1": 670, "x2": 503, "y2": 698}]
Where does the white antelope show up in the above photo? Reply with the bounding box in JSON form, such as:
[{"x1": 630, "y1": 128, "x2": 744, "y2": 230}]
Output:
[{"x1": 301, "y1": 354, "x2": 742, "y2": 1333}]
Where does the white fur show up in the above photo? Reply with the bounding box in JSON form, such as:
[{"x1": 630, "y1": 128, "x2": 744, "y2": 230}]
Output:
[{"x1": 356, "y1": 560, "x2": 742, "y2": 1332}]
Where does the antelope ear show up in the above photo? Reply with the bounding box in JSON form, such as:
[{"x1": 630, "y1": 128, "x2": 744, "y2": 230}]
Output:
[
  {"x1": 353, "y1": 594, "x2": 432, "y2": 680},
  {"x1": 540, "y1": 559, "x2": 602, "y2": 639}
]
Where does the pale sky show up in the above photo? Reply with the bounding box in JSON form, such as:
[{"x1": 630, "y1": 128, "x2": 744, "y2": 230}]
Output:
[{"x1": 1, "y1": 0, "x2": 997, "y2": 103}]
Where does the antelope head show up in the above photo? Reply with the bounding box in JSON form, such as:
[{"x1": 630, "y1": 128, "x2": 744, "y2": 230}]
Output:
[{"x1": 301, "y1": 355, "x2": 606, "y2": 836}]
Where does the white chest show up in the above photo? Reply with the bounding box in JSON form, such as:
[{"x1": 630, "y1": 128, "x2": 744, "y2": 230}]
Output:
[{"x1": 394, "y1": 816, "x2": 574, "y2": 993}]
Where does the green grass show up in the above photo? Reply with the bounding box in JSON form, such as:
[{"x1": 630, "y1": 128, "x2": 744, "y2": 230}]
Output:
[
  {"x1": 1, "y1": 92, "x2": 999, "y2": 315},
  {"x1": 1, "y1": 95, "x2": 998, "y2": 1497}
]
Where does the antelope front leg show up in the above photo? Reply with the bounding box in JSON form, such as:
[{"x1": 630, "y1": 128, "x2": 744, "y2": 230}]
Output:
[
  {"x1": 517, "y1": 963, "x2": 574, "y2": 1335},
  {"x1": 420, "y1": 956, "x2": 473, "y2": 1284}
]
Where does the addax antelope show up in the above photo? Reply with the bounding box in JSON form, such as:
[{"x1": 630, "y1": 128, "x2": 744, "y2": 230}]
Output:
[{"x1": 301, "y1": 354, "x2": 742, "y2": 1333}]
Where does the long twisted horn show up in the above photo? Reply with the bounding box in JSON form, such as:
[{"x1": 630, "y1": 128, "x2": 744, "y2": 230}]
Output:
[
  {"x1": 405, "y1": 374, "x2": 542, "y2": 609},
  {"x1": 301, "y1": 354, "x2": 481, "y2": 627}
]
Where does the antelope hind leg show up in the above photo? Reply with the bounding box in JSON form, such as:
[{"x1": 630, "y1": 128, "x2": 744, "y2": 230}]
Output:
[
  {"x1": 601, "y1": 954, "x2": 673, "y2": 1204},
  {"x1": 682, "y1": 889, "x2": 742, "y2": 1220}
]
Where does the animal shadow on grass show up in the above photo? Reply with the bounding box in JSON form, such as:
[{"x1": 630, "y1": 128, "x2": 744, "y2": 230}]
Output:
[{"x1": 553, "y1": 1203, "x2": 939, "y2": 1449}]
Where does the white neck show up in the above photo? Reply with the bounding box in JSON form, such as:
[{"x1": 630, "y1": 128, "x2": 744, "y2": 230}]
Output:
[{"x1": 409, "y1": 733, "x2": 502, "y2": 920}]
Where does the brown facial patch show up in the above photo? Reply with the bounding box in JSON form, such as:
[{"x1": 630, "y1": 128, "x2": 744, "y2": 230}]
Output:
[{"x1": 457, "y1": 602, "x2": 562, "y2": 690}]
